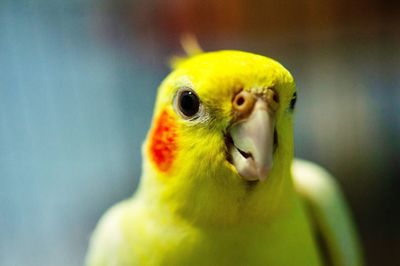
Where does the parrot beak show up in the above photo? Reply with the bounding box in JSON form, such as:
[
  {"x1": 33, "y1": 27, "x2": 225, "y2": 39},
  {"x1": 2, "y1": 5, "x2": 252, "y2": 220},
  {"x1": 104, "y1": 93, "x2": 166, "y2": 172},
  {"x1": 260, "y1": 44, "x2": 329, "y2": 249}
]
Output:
[{"x1": 227, "y1": 90, "x2": 278, "y2": 182}]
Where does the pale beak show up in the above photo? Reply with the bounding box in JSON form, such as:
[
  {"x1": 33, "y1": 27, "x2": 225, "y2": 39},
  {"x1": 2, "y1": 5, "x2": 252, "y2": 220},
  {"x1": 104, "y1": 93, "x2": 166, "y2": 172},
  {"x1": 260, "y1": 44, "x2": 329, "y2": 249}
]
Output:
[{"x1": 228, "y1": 97, "x2": 276, "y2": 181}]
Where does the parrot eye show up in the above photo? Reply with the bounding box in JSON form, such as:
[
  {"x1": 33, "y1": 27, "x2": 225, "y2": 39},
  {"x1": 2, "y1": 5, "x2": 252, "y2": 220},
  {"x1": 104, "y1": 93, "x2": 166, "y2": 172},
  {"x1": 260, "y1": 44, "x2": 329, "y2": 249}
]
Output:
[
  {"x1": 174, "y1": 88, "x2": 201, "y2": 119},
  {"x1": 289, "y1": 92, "x2": 297, "y2": 111}
]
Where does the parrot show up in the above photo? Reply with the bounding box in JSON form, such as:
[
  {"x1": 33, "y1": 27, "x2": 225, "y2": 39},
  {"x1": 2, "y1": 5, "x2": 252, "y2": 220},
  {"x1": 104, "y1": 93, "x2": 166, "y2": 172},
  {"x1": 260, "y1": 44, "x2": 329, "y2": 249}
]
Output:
[{"x1": 86, "y1": 46, "x2": 363, "y2": 266}]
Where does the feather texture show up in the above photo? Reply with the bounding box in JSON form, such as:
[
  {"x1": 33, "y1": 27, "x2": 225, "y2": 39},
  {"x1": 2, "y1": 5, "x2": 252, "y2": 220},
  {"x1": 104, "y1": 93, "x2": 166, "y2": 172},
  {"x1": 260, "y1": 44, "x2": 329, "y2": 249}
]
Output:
[{"x1": 86, "y1": 50, "x2": 362, "y2": 266}]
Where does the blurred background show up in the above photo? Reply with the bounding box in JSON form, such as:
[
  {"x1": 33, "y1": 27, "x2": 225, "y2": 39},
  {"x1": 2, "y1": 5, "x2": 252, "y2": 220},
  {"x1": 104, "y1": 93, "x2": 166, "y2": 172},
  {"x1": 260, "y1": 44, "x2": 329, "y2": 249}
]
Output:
[{"x1": 0, "y1": 0, "x2": 399, "y2": 265}]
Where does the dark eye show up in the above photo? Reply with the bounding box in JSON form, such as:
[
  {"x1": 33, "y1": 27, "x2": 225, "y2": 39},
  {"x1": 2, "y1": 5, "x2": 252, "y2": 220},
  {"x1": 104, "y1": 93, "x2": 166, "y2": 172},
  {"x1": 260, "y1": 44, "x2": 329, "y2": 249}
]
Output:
[
  {"x1": 289, "y1": 92, "x2": 297, "y2": 111},
  {"x1": 177, "y1": 90, "x2": 200, "y2": 118}
]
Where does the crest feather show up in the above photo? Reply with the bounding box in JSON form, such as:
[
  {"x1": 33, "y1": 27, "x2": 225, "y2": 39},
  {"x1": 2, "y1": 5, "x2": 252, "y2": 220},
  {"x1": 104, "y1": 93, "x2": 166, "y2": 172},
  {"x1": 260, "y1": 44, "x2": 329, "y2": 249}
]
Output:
[{"x1": 169, "y1": 33, "x2": 203, "y2": 69}]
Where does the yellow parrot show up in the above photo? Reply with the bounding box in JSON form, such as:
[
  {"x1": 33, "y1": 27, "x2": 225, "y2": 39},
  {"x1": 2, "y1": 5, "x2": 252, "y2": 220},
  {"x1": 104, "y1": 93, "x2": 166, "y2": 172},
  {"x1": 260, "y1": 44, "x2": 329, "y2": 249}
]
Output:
[{"x1": 86, "y1": 48, "x2": 363, "y2": 266}]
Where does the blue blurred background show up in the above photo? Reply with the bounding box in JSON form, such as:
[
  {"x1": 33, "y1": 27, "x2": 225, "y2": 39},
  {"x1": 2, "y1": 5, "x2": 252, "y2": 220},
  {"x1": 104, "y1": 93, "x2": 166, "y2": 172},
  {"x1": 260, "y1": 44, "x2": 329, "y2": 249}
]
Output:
[{"x1": 0, "y1": 0, "x2": 399, "y2": 265}]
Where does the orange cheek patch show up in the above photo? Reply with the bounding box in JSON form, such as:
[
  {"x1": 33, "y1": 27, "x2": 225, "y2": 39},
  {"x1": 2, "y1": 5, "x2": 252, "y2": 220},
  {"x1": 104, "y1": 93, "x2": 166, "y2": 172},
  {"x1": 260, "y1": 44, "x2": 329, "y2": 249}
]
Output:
[{"x1": 149, "y1": 109, "x2": 178, "y2": 172}]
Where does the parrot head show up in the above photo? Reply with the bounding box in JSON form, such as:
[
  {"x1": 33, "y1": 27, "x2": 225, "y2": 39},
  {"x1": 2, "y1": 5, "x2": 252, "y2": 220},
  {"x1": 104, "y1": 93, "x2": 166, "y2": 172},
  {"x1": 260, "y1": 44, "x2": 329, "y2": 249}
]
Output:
[{"x1": 140, "y1": 50, "x2": 297, "y2": 225}]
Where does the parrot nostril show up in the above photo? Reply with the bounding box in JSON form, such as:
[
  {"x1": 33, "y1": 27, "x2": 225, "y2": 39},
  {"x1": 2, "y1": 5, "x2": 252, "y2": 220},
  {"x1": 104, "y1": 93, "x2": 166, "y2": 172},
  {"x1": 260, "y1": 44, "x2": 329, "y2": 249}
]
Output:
[
  {"x1": 232, "y1": 90, "x2": 256, "y2": 118},
  {"x1": 236, "y1": 96, "x2": 245, "y2": 106},
  {"x1": 273, "y1": 94, "x2": 278, "y2": 103}
]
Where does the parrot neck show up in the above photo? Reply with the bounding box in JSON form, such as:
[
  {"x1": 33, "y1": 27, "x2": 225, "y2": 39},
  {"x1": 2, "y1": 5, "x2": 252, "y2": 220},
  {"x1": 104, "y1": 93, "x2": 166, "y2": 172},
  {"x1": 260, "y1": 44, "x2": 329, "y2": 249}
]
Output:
[{"x1": 136, "y1": 153, "x2": 297, "y2": 227}]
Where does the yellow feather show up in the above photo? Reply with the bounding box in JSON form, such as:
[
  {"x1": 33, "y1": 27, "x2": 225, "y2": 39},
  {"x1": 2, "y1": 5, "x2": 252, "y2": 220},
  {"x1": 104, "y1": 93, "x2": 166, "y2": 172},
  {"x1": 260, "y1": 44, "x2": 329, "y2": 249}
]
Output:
[
  {"x1": 169, "y1": 34, "x2": 203, "y2": 69},
  {"x1": 87, "y1": 50, "x2": 361, "y2": 266}
]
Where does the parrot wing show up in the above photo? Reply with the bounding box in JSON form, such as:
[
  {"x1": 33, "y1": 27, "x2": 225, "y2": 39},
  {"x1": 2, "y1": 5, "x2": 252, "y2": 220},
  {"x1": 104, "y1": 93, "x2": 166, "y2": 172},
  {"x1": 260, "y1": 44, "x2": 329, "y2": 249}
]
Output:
[
  {"x1": 86, "y1": 200, "x2": 137, "y2": 266},
  {"x1": 292, "y1": 159, "x2": 364, "y2": 266}
]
